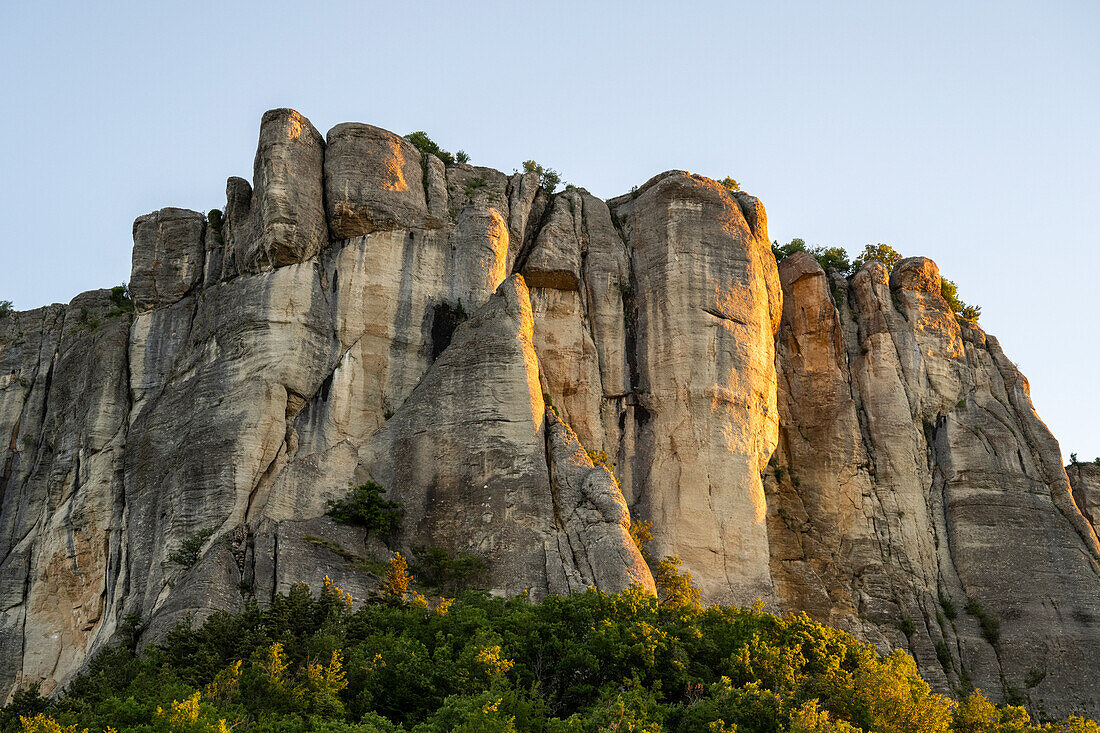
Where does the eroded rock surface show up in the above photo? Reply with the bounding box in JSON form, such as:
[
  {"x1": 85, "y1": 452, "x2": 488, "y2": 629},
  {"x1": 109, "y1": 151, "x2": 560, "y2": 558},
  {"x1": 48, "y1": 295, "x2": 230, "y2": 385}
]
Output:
[
  {"x1": 609, "y1": 174, "x2": 782, "y2": 604},
  {"x1": 364, "y1": 275, "x2": 652, "y2": 597},
  {"x1": 768, "y1": 253, "x2": 1100, "y2": 716}
]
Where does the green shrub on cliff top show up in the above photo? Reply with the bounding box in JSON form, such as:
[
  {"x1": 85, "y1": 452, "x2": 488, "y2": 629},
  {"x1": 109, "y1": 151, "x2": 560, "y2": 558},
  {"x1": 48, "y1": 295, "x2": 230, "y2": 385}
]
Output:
[
  {"x1": 522, "y1": 159, "x2": 561, "y2": 193},
  {"x1": 771, "y1": 238, "x2": 851, "y2": 275},
  {"x1": 404, "y1": 131, "x2": 455, "y2": 165},
  {"x1": 941, "y1": 277, "x2": 982, "y2": 324},
  {"x1": 772, "y1": 239, "x2": 981, "y2": 323},
  {"x1": 851, "y1": 243, "x2": 904, "y2": 272}
]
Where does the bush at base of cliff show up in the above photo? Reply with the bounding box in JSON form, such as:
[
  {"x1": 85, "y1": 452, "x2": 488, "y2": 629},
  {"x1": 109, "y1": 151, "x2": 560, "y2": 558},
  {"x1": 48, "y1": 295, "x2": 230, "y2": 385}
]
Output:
[{"x1": 6, "y1": 577, "x2": 1091, "y2": 733}]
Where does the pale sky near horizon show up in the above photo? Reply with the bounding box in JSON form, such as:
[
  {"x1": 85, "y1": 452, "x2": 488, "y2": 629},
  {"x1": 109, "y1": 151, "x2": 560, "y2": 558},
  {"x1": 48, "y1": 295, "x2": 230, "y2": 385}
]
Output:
[{"x1": 2, "y1": 1, "x2": 1097, "y2": 459}]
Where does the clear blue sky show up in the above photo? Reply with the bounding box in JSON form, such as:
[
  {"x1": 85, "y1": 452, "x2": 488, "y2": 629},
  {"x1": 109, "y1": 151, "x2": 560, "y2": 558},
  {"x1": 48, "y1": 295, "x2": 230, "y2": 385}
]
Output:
[{"x1": 2, "y1": 1, "x2": 1097, "y2": 459}]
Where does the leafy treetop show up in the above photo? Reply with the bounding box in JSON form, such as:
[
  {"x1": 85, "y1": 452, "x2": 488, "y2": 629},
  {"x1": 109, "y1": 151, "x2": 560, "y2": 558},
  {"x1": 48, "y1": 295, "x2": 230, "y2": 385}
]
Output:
[
  {"x1": 403, "y1": 132, "x2": 455, "y2": 165},
  {"x1": 5, "y1": 578, "x2": 1092, "y2": 733},
  {"x1": 851, "y1": 243, "x2": 904, "y2": 272},
  {"x1": 522, "y1": 160, "x2": 561, "y2": 194}
]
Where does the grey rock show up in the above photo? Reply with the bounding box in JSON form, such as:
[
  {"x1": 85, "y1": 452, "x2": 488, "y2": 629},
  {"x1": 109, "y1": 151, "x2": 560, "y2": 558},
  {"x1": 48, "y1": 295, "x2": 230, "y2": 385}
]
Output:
[
  {"x1": 610, "y1": 171, "x2": 782, "y2": 605},
  {"x1": 768, "y1": 252, "x2": 1100, "y2": 717},
  {"x1": 226, "y1": 109, "x2": 327, "y2": 274},
  {"x1": 130, "y1": 208, "x2": 205, "y2": 312},
  {"x1": 364, "y1": 274, "x2": 652, "y2": 597},
  {"x1": 324, "y1": 123, "x2": 428, "y2": 240},
  {"x1": 1069, "y1": 462, "x2": 1100, "y2": 530}
]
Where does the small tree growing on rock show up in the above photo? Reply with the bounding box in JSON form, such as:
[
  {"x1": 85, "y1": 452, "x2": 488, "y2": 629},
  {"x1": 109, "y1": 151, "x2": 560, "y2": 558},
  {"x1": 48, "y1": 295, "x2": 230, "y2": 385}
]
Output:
[
  {"x1": 522, "y1": 160, "x2": 561, "y2": 194},
  {"x1": 404, "y1": 131, "x2": 455, "y2": 165},
  {"x1": 385, "y1": 552, "x2": 413, "y2": 599},
  {"x1": 628, "y1": 517, "x2": 701, "y2": 607},
  {"x1": 940, "y1": 277, "x2": 982, "y2": 324},
  {"x1": 852, "y1": 243, "x2": 904, "y2": 272},
  {"x1": 326, "y1": 482, "x2": 403, "y2": 542}
]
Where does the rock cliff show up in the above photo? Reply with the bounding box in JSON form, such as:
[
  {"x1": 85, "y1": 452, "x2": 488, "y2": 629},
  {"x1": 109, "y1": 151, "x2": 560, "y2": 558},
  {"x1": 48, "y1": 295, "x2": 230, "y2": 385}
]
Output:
[
  {"x1": 1, "y1": 109, "x2": 1097, "y2": 718},
  {"x1": 768, "y1": 252, "x2": 1100, "y2": 717}
]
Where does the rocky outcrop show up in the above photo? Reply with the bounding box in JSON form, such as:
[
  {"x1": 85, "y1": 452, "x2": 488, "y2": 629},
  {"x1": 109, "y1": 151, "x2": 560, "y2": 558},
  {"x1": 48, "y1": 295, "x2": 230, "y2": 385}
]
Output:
[
  {"x1": 768, "y1": 252, "x2": 1100, "y2": 717},
  {"x1": 218, "y1": 108, "x2": 328, "y2": 277},
  {"x1": 0, "y1": 291, "x2": 129, "y2": 699},
  {"x1": 364, "y1": 275, "x2": 651, "y2": 596},
  {"x1": 130, "y1": 208, "x2": 205, "y2": 312},
  {"x1": 0, "y1": 110, "x2": 656, "y2": 701},
  {"x1": 1069, "y1": 463, "x2": 1100, "y2": 531},
  {"x1": 609, "y1": 175, "x2": 782, "y2": 604},
  {"x1": 324, "y1": 123, "x2": 430, "y2": 239},
  {"x1": 3, "y1": 109, "x2": 1100, "y2": 719}
]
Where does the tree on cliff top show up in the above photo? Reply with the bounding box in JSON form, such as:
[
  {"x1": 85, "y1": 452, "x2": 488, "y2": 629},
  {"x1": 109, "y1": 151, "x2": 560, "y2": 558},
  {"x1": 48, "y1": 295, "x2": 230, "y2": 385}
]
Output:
[
  {"x1": 851, "y1": 243, "x2": 904, "y2": 272},
  {"x1": 522, "y1": 160, "x2": 561, "y2": 193},
  {"x1": 773, "y1": 241, "x2": 981, "y2": 323},
  {"x1": 772, "y1": 238, "x2": 852, "y2": 275},
  {"x1": 404, "y1": 131, "x2": 455, "y2": 165}
]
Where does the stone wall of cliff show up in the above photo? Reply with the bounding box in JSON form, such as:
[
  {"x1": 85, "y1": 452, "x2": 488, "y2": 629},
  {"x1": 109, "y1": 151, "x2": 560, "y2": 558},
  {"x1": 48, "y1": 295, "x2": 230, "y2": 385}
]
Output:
[
  {"x1": 768, "y1": 252, "x2": 1100, "y2": 716},
  {"x1": 1, "y1": 109, "x2": 1097, "y2": 718}
]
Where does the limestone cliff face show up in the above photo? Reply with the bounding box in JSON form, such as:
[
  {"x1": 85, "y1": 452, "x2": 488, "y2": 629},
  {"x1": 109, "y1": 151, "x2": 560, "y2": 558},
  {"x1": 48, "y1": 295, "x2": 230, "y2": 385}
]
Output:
[
  {"x1": 768, "y1": 252, "x2": 1100, "y2": 717},
  {"x1": 1, "y1": 109, "x2": 1097, "y2": 718}
]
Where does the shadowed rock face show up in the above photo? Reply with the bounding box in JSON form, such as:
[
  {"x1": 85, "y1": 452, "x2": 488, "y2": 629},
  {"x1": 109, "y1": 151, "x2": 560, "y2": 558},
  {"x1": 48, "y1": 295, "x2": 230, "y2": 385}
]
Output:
[
  {"x1": 2, "y1": 109, "x2": 1099, "y2": 718},
  {"x1": 768, "y1": 252, "x2": 1100, "y2": 717}
]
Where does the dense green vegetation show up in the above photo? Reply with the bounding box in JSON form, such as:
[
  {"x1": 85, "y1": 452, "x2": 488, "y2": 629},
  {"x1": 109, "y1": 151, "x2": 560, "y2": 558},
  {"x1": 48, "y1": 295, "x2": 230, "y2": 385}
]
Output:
[
  {"x1": 5, "y1": 577, "x2": 1097, "y2": 733},
  {"x1": 326, "y1": 483, "x2": 403, "y2": 543},
  {"x1": 0, "y1": 300, "x2": 12, "y2": 318},
  {"x1": 408, "y1": 546, "x2": 486, "y2": 595},
  {"x1": 772, "y1": 240, "x2": 981, "y2": 324}
]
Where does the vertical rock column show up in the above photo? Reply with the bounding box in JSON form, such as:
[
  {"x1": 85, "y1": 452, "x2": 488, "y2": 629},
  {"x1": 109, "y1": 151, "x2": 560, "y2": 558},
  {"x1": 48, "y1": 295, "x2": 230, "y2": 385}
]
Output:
[
  {"x1": 0, "y1": 292, "x2": 130, "y2": 696},
  {"x1": 224, "y1": 108, "x2": 327, "y2": 275},
  {"x1": 610, "y1": 172, "x2": 782, "y2": 604}
]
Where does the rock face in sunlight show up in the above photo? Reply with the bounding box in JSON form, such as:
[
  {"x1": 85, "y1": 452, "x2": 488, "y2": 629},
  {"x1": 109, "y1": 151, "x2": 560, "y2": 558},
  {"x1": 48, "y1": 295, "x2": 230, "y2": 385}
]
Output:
[
  {"x1": 607, "y1": 175, "x2": 782, "y2": 604},
  {"x1": 2, "y1": 108, "x2": 1099, "y2": 718},
  {"x1": 767, "y1": 252, "x2": 1100, "y2": 717}
]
